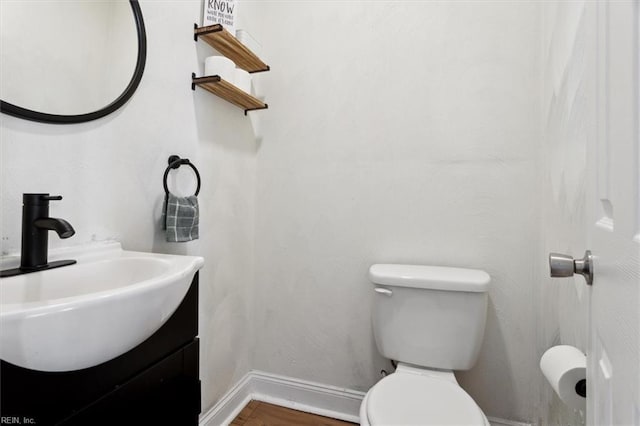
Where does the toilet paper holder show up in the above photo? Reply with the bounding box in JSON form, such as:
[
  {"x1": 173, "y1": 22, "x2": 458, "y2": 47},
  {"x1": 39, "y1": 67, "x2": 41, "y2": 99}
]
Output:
[
  {"x1": 540, "y1": 345, "x2": 587, "y2": 410},
  {"x1": 575, "y1": 379, "x2": 587, "y2": 398}
]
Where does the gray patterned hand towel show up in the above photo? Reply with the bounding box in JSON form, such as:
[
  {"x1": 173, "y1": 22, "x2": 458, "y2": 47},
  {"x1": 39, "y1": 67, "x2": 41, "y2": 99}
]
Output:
[{"x1": 163, "y1": 193, "x2": 199, "y2": 242}]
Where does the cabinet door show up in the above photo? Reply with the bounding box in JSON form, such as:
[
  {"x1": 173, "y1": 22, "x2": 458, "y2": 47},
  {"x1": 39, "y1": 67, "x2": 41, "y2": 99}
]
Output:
[{"x1": 61, "y1": 340, "x2": 200, "y2": 426}]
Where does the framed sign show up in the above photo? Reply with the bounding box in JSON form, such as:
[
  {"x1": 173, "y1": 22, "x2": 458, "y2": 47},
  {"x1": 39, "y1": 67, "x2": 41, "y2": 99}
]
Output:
[{"x1": 203, "y1": 0, "x2": 236, "y2": 32}]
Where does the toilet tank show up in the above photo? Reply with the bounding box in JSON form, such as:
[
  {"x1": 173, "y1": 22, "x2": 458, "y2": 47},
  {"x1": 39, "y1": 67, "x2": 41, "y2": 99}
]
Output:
[{"x1": 370, "y1": 264, "x2": 490, "y2": 370}]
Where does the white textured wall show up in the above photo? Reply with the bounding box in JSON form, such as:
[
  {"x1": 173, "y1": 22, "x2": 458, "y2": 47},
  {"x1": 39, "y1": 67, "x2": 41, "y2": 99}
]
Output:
[
  {"x1": 247, "y1": 2, "x2": 541, "y2": 422},
  {"x1": 2, "y1": 2, "x2": 597, "y2": 423},
  {"x1": 537, "y1": 2, "x2": 593, "y2": 424},
  {"x1": 0, "y1": 0, "x2": 257, "y2": 414}
]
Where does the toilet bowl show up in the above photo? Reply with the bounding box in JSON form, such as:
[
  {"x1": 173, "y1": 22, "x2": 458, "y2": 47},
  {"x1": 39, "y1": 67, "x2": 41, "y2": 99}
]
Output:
[
  {"x1": 363, "y1": 264, "x2": 491, "y2": 426},
  {"x1": 359, "y1": 364, "x2": 489, "y2": 426}
]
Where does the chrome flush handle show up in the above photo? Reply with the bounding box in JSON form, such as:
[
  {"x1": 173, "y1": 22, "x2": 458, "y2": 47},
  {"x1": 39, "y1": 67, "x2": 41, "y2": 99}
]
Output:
[
  {"x1": 549, "y1": 250, "x2": 594, "y2": 285},
  {"x1": 374, "y1": 287, "x2": 393, "y2": 296}
]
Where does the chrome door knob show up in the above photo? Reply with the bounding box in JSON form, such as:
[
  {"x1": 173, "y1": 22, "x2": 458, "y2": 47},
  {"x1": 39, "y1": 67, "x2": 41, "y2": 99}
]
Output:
[{"x1": 549, "y1": 250, "x2": 594, "y2": 285}]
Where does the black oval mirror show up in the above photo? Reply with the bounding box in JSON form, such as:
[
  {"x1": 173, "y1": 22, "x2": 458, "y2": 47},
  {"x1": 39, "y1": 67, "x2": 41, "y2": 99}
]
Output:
[{"x1": 0, "y1": 0, "x2": 146, "y2": 124}]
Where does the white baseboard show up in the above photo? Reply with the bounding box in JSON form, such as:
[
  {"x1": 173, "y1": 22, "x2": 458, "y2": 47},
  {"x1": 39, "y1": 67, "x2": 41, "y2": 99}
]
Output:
[
  {"x1": 199, "y1": 373, "x2": 253, "y2": 426},
  {"x1": 199, "y1": 370, "x2": 365, "y2": 426},
  {"x1": 199, "y1": 370, "x2": 532, "y2": 426}
]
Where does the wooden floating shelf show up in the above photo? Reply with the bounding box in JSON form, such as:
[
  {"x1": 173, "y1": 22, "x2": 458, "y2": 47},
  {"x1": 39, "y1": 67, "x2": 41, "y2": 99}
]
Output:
[
  {"x1": 194, "y1": 24, "x2": 270, "y2": 73},
  {"x1": 192, "y1": 74, "x2": 268, "y2": 115}
]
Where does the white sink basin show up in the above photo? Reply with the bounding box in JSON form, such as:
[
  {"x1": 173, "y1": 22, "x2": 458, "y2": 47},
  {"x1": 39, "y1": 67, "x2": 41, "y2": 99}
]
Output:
[{"x1": 0, "y1": 242, "x2": 204, "y2": 372}]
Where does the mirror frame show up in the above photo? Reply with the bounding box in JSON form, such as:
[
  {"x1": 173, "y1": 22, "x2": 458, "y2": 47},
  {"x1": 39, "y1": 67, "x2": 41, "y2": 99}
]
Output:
[{"x1": 0, "y1": 0, "x2": 147, "y2": 125}]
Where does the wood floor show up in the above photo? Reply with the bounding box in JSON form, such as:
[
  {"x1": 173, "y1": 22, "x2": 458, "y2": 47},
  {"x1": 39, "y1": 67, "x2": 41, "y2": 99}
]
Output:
[{"x1": 230, "y1": 401, "x2": 357, "y2": 426}]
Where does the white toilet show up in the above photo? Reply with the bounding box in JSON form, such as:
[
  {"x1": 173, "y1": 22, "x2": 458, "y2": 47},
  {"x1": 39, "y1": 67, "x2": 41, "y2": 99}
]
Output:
[{"x1": 360, "y1": 264, "x2": 491, "y2": 426}]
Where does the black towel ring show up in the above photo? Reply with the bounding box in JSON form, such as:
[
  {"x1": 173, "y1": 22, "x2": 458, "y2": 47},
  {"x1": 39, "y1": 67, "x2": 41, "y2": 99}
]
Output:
[{"x1": 163, "y1": 155, "x2": 201, "y2": 197}]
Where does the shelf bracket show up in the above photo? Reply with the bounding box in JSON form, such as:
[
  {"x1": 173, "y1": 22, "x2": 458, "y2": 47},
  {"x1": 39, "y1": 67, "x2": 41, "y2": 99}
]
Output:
[
  {"x1": 191, "y1": 73, "x2": 196, "y2": 91},
  {"x1": 248, "y1": 65, "x2": 271, "y2": 74},
  {"x1": 244, "y1": 105, "x2": 269, "y2": 116},
  {"x1": 194, "y1": 23, "x2": 223, "y2": 42}
]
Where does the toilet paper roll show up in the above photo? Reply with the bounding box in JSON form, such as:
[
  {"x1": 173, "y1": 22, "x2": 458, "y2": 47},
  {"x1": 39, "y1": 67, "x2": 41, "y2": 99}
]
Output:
[
  {"x1": 234, "y1": 68, "x2": 251, "y2": 93},
  {"x1": 204, "y1": 56, "x2": 235, "y2": 83},
  {"x1": 540, "y1": 345, "x2": 586, "y2": 410}
]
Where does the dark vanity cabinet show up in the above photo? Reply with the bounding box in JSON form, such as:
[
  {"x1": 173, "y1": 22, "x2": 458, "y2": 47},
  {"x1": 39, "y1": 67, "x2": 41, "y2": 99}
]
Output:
[{"x1": 0, "y1": 274, "x2": 201, "y2": 426}]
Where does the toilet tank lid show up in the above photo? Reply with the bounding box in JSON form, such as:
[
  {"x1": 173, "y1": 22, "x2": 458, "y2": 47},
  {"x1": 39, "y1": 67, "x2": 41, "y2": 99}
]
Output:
[{"x1": 369, "y1": 264, "x2": 490, "y2": 292}]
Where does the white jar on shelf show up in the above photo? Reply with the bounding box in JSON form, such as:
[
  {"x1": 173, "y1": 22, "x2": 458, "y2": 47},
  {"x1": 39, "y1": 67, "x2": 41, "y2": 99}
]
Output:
[{"x1": 204, "y1": 56, "x2": 235, "y2": 83}]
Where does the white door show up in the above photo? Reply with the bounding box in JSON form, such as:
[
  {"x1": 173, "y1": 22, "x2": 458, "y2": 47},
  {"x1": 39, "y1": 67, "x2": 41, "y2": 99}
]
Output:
[{"x1": 588, "y1": 1, "x2": 640, "y2": 424}]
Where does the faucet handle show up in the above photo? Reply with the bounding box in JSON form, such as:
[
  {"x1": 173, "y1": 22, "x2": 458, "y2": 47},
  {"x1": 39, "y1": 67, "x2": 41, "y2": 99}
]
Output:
[{"x1": 23, "y1": 193, "x2": 63, "y2": 205}]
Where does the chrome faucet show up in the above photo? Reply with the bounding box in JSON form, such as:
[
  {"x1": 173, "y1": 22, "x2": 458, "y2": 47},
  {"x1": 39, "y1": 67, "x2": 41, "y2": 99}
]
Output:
[{"x1": 0, "y1": 193, "x2": 76, "y2": 278}]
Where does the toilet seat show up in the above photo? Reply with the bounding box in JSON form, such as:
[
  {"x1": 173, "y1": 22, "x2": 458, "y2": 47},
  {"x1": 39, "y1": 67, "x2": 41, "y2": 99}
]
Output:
[{"x1": 366, "y1": 373, "x2": 486, "y2": 425}]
